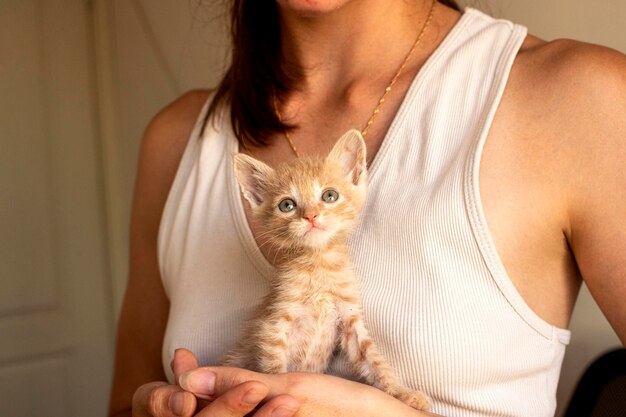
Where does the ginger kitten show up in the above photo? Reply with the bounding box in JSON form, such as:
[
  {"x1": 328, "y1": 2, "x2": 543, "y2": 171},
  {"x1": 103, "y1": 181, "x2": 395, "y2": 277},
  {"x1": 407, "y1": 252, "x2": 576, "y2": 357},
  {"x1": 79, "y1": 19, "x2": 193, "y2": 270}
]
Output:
[{"x1": 225, "y1": 129, "x2": 430, "y2": 410}]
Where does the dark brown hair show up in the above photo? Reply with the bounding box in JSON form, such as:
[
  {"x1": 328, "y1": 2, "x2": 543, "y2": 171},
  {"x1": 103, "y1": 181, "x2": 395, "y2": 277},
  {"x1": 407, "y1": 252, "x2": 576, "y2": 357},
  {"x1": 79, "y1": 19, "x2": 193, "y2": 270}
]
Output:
[{"x1": 205, "y1": 0, "x2": 461, "y2": 148}]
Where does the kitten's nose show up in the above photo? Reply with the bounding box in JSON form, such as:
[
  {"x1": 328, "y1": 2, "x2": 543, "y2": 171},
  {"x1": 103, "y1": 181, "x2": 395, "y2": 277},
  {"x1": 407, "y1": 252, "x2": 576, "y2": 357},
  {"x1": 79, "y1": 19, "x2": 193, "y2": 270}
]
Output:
[{"x1": 303, "y1": 210, "x2": 319, "y2": 223}]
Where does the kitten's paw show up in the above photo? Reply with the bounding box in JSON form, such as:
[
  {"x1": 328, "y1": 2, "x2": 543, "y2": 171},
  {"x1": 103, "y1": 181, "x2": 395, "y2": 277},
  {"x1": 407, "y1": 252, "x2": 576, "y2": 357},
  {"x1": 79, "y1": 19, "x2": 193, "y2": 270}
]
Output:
[{"x1": 394, "y1": 389, "x2": 431, "y2": 411}]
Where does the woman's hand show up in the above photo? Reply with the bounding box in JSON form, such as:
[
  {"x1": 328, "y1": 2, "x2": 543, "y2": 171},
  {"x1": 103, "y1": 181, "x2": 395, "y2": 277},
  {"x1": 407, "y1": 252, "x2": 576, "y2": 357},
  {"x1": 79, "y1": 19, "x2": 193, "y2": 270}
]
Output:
[
  {"x1": 130, "y1": 349, "x2": 300, "y2": 417},
  {"x1": 131, "y1": 381, "x2": 196, "y2": 417},
  {"x1": 176, "y1": 349, "x2": 440, "y2": 417}
]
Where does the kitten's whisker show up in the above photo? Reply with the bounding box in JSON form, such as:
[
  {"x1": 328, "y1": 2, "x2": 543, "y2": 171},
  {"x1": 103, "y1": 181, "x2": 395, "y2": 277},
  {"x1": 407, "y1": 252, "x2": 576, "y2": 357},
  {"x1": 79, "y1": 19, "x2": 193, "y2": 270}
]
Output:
[
  {"x1": 272, "y1": 248, "x2": 280, "y2": 266},
  {"x1": 256, "y1": 230, "x2": 290, "y2": 250},
  {"x1": 257, "y1": 236, "x2": 290, "y2": 252},
  {"x1": 254, "y1": 228, "x2": 283, "y2": 240},
  {"x1": 257, "y1": 238, "x2": 277, "y2": 251},
  {"x1": 259, "y1": 227, "x2": 291, "y2": 240},
  {"x1": 254, "y1": 231, "x2": 295, "y2": 266}
]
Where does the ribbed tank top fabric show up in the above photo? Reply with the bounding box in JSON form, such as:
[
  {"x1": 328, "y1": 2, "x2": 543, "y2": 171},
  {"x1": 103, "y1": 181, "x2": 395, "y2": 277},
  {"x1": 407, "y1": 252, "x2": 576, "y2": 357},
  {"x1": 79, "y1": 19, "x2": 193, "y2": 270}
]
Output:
[{"x1": 157, "y1": 9, "x2": 571, "y2": 416}]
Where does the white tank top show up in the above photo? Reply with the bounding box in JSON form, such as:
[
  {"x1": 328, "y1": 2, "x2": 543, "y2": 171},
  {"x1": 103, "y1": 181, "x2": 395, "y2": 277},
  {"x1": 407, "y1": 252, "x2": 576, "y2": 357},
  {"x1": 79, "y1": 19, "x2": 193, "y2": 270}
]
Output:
[{"x1": 158, "y1": 9, "x2": 571, "y2": 416}]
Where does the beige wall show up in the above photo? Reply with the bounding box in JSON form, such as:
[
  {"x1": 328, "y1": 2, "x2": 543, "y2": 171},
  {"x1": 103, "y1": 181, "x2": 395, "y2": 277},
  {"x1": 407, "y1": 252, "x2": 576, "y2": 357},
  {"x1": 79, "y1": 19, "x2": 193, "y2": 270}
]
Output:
[
  {"x1": 99, "y1": 1, "x2": 625, "y2": 415},
  {"x1": 487, "y1": 0, "x2": 626, "y2": 53},
  {"x1": 2, "y1": 1, "x2": 115, "y2": 415}
]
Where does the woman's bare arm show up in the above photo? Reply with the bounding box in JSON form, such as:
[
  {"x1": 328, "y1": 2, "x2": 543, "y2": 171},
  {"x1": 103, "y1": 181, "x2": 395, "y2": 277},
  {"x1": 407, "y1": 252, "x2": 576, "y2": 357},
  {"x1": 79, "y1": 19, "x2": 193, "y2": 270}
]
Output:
[
  {"x1": 108, "y1": 90, "x2": 211, "y2": 416},
  {"x1": 560, "y1": 43, "x2": 626, "y2": 345}
]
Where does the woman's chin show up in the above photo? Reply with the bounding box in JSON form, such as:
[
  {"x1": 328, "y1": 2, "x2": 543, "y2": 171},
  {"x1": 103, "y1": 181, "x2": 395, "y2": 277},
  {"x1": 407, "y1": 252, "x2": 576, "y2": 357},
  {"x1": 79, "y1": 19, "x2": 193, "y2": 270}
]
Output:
[{"x1": 275, "y1": 0, "x2": 350, "y2": 17}]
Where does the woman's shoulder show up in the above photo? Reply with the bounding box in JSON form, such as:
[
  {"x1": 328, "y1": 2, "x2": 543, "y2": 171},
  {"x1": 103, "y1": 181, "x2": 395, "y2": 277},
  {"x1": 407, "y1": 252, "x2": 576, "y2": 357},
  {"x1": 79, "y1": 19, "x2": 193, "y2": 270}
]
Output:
[
  {"x1": 487, "y1": 33, "x2": 625, "y2": 230},
  {"x1": 143, "y1": 89, "x2": 213, "y2": 155},
  {"x1": 515, "y1": 35, "x2": 625, "y2": 104},
  {"x1": 140, "y1": 89, "x2": 212, "y2": 183},
  {"x1": 509, "y1": 35, "x2": 625, "y2": 148},
  {"x1": 503, "y1": 35, "x2": 625, "y2": 250},
  {"x1": 132, "y1": 89, "x2": 213, "y2": 239}
]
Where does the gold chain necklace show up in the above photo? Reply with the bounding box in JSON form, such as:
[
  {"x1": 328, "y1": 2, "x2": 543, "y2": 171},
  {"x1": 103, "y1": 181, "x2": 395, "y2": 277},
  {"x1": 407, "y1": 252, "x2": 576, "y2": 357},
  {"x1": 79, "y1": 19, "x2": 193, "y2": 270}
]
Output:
[{"x1": 273, "y1": 0, "x2": 436, "y2": 158}]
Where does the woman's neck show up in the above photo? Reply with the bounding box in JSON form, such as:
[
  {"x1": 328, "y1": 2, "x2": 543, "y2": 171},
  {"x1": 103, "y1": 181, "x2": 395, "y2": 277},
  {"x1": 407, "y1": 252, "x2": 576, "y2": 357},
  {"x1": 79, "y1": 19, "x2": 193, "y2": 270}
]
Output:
[
  {"x1": 277, "y1": 0, "x2": 435, "y2": 95},
  {"x1": 255, "y1": 0, "x2": 459, "y2": 162}
]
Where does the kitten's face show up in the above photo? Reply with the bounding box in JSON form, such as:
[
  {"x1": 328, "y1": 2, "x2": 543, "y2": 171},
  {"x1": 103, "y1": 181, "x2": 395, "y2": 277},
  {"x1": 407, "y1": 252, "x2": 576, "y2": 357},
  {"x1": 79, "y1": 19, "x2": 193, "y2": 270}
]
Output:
[
  {"x1": 259, "y1": 158, "x2": 363, "y2": 249},
  {"x1": 234, "y1": 129, "x2": 367, "y2": 250}
]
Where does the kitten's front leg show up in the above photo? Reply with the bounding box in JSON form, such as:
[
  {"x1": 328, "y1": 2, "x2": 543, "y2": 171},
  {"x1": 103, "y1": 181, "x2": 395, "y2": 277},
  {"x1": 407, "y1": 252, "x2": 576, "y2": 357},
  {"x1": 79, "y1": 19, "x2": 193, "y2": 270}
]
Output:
[
  {"x1": 340, "y1": 311, "x2": 431, "y2": 410},
  {"x1": 253, "y1": 311, "x2": 300, "y2": 374},
  {"x1": 222, "y1": 313, "x2": 292, "y2": 374}
]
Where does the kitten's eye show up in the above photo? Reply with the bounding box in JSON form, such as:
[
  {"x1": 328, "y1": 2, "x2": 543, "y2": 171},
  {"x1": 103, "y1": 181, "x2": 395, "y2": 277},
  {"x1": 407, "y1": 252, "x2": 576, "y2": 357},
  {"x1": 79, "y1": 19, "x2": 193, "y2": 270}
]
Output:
[
  {"x1": 321, "y1": 189, "x2": 339, "y2": 203},
  {"x1": 278, "y1": 198, "x2": 297, "y2": 213}
]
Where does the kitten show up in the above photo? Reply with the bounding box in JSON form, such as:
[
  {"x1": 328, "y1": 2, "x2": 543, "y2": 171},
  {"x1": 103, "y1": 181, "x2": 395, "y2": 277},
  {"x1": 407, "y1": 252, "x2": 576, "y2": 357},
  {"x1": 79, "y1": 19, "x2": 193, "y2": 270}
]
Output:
[{"x1": 225, "y1": 129, "x2": 430, "y2": 410}]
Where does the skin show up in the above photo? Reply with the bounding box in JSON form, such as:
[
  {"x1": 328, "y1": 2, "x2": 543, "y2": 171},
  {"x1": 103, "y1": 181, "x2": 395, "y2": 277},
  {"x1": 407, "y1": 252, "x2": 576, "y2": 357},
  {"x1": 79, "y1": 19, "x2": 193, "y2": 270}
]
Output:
[{"x1": 109, "y1": 0, "x2": 626, "y2": 416}]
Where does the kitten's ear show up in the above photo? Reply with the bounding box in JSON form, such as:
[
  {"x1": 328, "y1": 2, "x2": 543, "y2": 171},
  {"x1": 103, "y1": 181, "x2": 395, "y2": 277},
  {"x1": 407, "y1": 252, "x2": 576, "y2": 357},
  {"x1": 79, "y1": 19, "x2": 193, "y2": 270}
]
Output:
[
  {"x1": 328, "y1": 129, "x2": 367, "y2": 186},
  {"x1": 233, "y1": 154, "x2": 274, "y2": 208}
]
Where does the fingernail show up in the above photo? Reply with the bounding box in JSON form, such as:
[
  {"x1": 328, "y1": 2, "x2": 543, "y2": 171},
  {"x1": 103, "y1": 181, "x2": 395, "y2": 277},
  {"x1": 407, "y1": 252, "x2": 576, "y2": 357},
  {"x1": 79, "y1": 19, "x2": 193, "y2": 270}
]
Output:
[
  {"x1": 243, "y1": 388, "x2": 266, "y2": 405},
  {"x1": 272, "y1": 406, "x2": 297, "y2": 417},
  {"x1": 179, "y1": 370, "x2": 216, "y2": 396},
  {"x1": 169, "y1": 392, "x2": 185, "y2": 416}
]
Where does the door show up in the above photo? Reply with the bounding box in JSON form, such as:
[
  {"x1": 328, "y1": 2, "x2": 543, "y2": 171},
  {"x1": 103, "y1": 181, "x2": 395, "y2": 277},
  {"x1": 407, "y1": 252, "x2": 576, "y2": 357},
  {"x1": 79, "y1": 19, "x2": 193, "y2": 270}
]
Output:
[{"x1": 0, "y1": 1, "x2": 113, "y2": 416}]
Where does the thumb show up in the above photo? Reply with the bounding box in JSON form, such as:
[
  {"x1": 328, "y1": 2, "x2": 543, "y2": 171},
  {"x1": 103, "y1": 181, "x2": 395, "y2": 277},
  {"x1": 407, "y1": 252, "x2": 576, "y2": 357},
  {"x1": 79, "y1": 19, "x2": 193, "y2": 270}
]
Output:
[
  {"x1": 172, "y1": 348, "x2": 200, "y2": 383},
  {"x1": 179, "y1": 366, "x2": 285, "y2": 401},
  {"x1": 132, "y1": 381, "x2": 196, "y2": 417}
]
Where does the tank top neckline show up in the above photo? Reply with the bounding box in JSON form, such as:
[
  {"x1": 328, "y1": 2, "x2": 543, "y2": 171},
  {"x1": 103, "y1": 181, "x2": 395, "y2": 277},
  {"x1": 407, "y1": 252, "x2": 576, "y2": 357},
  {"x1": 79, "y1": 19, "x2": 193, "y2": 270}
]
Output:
[{"x1": 224, "y1": 8, "x2": 483, "y2": 280}]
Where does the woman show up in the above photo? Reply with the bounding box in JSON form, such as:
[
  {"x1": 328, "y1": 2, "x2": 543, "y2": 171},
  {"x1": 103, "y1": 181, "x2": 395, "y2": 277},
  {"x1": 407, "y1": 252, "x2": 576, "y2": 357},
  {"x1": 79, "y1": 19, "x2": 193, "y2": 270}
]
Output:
[{"x1": 108, "y1": 0, "x2": 626, "y2": 416}]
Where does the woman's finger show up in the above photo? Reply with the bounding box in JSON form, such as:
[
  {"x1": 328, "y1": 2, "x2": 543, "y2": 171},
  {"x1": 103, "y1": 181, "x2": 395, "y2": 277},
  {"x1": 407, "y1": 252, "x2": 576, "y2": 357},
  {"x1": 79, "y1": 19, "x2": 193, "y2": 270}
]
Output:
[
  {"x1": 132, "y1": 381, "x2": 197, "y2": 417},
  {"x1": 179, "y1": 367, "x2": 288, "y2": 401},
  {"x1": 194, "y1": 381, "x2": 269, "y2": 417},
  {"x1": 251, "y1": 394, "x2": 300, "y2": 417},
  {"x1": 172, "y1": 348, "x2": 201, "y2": 382},
  {"x1": 179, "y1": 368, "x2": 300, "y2": 417}
]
